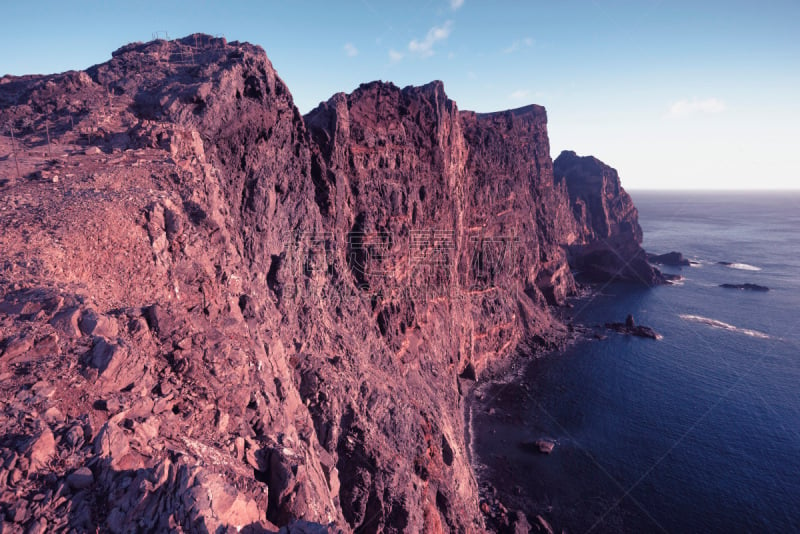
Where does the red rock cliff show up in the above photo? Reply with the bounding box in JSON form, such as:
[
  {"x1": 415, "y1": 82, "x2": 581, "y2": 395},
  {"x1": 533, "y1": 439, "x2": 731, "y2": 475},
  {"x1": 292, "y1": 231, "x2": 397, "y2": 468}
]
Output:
[
  {"x1": 0, "y1": 35, "x2": 657, "y2": 533},
  {"x1": 554, "y1": 150, "x2": 663, "y2": 285}
]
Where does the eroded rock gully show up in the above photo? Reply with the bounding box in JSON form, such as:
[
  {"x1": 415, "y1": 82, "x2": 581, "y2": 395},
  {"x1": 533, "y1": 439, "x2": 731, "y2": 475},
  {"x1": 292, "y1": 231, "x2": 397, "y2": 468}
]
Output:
[{"x1": 0, "y1": 34, "x2": 660, "y2": 532}]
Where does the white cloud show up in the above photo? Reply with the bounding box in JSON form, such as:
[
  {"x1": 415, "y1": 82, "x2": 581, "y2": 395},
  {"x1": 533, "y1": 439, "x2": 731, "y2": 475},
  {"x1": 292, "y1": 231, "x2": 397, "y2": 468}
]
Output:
[
  {"x1": 503, "y1": 37, "x2": 534, "y2": 54},
  {"x1": 343, "y1": 43, "x2": 358, "y2": 57},
  {"x1": 450, "y1": 0, "x2": 464, "y2": 10},
  {"x1": 408, "y1": 20, "x2": 453, "y2": 58},
  {"x1": 668, "y1": 97, "x2": 726, "y2": 117},
  {"x1": 509, "y1": 89, "x2": 530, "y2": 101},
  {"x1": 389, "y1": 49, "x2": 404, "y2": 62}
]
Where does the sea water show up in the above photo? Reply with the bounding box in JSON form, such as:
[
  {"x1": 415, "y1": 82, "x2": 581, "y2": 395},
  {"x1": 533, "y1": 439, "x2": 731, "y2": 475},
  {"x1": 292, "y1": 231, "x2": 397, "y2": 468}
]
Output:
[{"x1": 472, "y1": 191, "x2": 800, "y2": 532}]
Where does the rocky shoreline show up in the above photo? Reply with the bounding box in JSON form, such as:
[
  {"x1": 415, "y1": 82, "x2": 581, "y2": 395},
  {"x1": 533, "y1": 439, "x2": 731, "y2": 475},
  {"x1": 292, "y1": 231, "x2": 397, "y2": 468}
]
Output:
[{"x1": 467, "y1": 285, "x2": 668, "y2": 532}]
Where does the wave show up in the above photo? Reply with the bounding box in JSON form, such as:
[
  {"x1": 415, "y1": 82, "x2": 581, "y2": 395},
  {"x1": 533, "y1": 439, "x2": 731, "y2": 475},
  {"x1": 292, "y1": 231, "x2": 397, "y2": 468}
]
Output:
[
  {"x1": 719, "y1": 262, "x2": 762, "y2": 271},
  {"x1": 679, "y1": 314, "x2": 770, "y2": 339}
]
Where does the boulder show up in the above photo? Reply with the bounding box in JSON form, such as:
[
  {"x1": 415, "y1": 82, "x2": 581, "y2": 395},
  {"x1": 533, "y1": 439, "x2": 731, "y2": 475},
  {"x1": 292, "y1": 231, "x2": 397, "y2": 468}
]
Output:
[
  {"x1": 204, "y1": 475, "x2": 262, "y2": 529},
  {"x1": 93, "y1": 421, "x2": 131, "y2": 468},
  {"x1": 1, "y1": 335, "x2": 32, "y2": 360},
  {"x1": 89, "y1": 337, "x2": 120, "y2": 372},
  {"x1": 27, "y1": 425, "x2": 56, "y2": 471},
  {"x1": 50, "y1": 307, "x2": 82, "y2": 338},
  {"x1": 534, "y1": 439, "x2": 555, "y2": 454},
  {"x1": 89, "y1": 337, "x2": 147, "y2": 392},
  {"x1": 79, "y1": 309, "x2": 119, "y2": 338},
  {"x1": 67, "y1": 466, "x2": 95, "y2": 490}
]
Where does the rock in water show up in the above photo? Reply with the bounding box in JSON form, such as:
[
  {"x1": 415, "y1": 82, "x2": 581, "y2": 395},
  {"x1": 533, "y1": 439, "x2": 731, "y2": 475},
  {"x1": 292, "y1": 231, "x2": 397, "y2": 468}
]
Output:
[
  {"x1": 509, "y1": 510, "x2": 532, "y2": 534},
  {"x1": 720, "y1": 283, "x2": 769, "y2": 291},
  {"x1": 535, "y1": 439, "x2": 556, "y2": 454},
  {"x1": 606, "y1": 318, "x2": 661, "y2": 340},
  {"x1": 648, "y1": 251, "x2": 692, "y2": 266}
]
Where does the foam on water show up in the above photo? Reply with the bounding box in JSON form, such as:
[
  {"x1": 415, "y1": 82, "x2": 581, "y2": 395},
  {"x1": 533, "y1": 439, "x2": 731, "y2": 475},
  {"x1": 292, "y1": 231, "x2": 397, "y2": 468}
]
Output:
[
  {"x1": 724, "y1": 262, "x2": 761, "y2": 271},
  {"x1": 680, "y1": 314, "x2": 771, "y2": 339}
]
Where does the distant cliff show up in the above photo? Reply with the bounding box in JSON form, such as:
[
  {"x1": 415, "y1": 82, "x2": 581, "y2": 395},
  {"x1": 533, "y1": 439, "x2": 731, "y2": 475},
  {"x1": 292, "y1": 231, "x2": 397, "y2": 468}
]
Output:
[
  {"x1": 0, "y1": 34, "x2": 658, "y2": 533},
  {"x1": 555, "y1": 150, "x2": 663, "y2": 285}
]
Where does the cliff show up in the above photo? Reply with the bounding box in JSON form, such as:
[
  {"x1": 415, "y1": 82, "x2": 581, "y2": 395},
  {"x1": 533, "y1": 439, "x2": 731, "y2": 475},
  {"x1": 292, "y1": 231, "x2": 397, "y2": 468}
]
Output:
[
  {"x1": 0, "y1": 35, "x2": 655, "y2": 532},
  {"x1": 554, "y1": 150, "x2": 663, "y2": 285}
]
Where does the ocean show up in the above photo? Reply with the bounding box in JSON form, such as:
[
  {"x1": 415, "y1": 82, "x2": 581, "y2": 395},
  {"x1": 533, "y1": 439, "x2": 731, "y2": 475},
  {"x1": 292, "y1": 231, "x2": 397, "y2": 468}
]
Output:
[{"x1": 472, "y1": 191, "x2": 800, "y2": 532}]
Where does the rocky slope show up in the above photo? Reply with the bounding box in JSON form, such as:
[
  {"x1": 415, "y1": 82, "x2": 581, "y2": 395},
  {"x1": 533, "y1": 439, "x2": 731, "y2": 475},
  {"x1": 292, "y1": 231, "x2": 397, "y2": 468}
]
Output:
[{"x1": 0, "y1": 34, "x2": 657, "y2": 532}]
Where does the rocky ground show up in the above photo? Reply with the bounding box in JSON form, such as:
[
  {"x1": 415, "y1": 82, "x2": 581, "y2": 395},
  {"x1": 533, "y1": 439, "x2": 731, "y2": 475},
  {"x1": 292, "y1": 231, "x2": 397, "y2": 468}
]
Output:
[{"x1": 0, "y1": 34, "x2": 659, "y2": 532}]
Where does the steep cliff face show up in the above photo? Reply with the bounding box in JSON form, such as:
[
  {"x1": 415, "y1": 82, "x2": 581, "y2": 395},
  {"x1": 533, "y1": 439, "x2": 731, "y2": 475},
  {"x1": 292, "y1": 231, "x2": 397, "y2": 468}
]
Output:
[
  {"x1": 554, "y1": 150, "x2": 663, "y2": 285},
  {"x1": 460, "y1": 107, "x2": 580, "y2": 307},
  {"x1": 0, "y1": 35, "x2": 656, "y2": 533},
  {"x1": 304, "y1": 82, "x2": 560, "y2": 531}
]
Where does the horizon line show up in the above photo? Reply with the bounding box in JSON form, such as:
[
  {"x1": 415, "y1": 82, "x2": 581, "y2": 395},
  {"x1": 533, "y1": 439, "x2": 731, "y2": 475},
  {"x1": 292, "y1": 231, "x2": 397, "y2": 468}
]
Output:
[{"x1": 627, "y1": 188, "x2": 800, "y2": 192}]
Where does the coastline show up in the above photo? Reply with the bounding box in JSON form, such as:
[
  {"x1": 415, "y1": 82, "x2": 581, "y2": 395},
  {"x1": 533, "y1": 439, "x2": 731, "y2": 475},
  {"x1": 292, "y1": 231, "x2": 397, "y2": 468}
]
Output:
[
  {"x1": 464, "y1": 302, "x2": 589, "y2": 529},
  {"x1": 465, "y1": 280, "x2": 656, "y2": 531}
]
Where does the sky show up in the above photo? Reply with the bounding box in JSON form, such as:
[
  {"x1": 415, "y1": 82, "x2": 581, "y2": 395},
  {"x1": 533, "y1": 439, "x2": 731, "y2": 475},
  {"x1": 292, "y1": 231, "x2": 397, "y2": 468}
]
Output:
[{"x1": 2, "y1": 0, "x2": 799, "y2": 189}]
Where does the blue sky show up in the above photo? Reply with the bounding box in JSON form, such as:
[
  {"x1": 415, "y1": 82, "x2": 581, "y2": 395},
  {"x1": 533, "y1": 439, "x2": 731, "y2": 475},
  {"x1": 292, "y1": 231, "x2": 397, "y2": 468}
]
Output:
[{"x1": 2, "y1": 0, "x2": 798, "y2": 189}]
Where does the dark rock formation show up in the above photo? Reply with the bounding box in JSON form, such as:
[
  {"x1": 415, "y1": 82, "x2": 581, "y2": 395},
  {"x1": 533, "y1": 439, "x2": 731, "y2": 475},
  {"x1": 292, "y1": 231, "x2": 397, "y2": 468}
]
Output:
[
  {"x1": 648, "y1": 251, "x2": 692, "y2": 266},
  {"x1": 605, "y1": 315, "x2": 661, "y2": 339},
  {"x1": 720, "y1": 283, "x2": 769, "y2": 292},
  {"x1": 554, "y1": 150, "x2": 664, "y2": 285},
  {"x1": 520, "y1": 439, "x2": 556, "y2": 455},
  {"x1": 0, "y1": 34, "x2": 660, "y2": 532}
]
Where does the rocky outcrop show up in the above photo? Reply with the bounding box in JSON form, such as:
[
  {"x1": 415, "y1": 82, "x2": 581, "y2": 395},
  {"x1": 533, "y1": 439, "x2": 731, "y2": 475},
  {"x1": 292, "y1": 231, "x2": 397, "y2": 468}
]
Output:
[
  {"x1": 0, "y1": 34, "x2": 658, "y2": 532},
  {"x1": 719, "y1": 283, "x2": 769, "y2": 292},
  {"x1": 554, "y1": 150, "x2": 664, "y2": 285},
  {"x1": 648, "y1": 251, "x2": 692, "y2": 266},
  {"x1": 605, "y1": 314, "x2": 661, "y2": 340}
]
